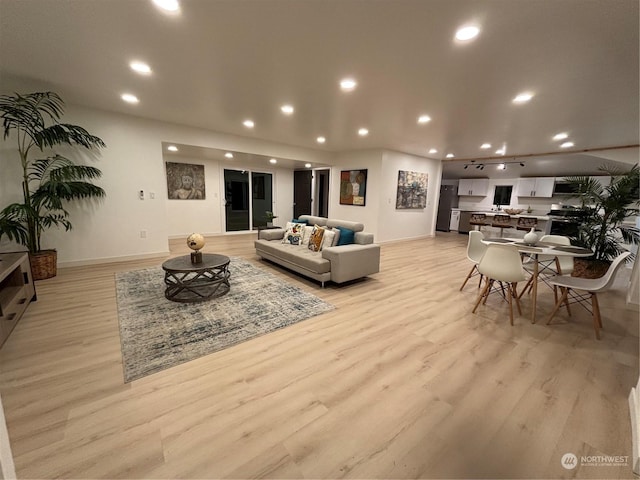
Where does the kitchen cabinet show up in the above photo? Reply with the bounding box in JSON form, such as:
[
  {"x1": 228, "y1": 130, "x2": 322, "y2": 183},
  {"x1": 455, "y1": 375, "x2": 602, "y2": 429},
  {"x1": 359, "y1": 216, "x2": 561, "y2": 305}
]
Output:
[
  {"x1": 516, "y1": 177, "x2": 554, "y2": 197},
  {"x1": 458, "y1": 178, "x2": 489, "y2": 196}
]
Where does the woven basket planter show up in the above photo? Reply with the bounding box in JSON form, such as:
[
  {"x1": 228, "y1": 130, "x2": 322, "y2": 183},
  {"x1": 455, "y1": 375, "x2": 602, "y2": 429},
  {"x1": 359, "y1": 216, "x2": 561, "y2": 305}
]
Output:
[{"x1": 29, "y1": 250, "x2": 57, "y2": 280}]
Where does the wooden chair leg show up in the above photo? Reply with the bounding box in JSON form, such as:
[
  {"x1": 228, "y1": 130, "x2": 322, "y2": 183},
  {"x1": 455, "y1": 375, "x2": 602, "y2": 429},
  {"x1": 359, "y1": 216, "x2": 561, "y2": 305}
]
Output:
[
  {"x1": 472, "y1": 278, "x2": 491, "y2": 313},
  {"x1": 460, "y1": 264, "x2": 477, "y2": 291},
  {"x1": 547, "y1": 287, "x2": 569, "y2": 325},
  {"x1": 507, "y1": 283, "x2": 514, "y2": 325},
  {"x1": 478, "y1": 273, "x2": 483, "y2": 289},
  {"x1": 512, "y1": 282, "x2": 522, "y2": 315},
  {"x1": 483, "y1": 280, "x2": 494, "y2": 305},
  {"x1": 518, "y1": 275, "x2": 534, "y2": 299},
  {"x1": 591, "y1": 293, "x2": 602, "y2": 339}
]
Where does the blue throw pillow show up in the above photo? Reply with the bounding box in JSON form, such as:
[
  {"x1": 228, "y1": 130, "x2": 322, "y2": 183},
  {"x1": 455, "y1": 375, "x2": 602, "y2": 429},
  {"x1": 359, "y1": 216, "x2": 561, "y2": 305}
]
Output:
[
  {"x1": 292, "y1": 218, "x2": 308, "y2": 225},
  {"x1": 336, "y1": 226, "x2": 355, "y2": 246}
]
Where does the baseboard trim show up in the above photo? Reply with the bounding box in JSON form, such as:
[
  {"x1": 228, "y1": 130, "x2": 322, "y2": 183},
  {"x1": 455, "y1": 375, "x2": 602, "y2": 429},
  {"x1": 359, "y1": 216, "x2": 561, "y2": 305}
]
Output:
[{"x1": 58, "y1": 251, "x2": 170, "y2": 268}]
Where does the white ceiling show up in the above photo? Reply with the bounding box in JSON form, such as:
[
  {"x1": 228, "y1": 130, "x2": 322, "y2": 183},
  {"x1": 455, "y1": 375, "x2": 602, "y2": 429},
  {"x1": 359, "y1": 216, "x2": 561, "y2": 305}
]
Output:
[{"x1": 1, "y1": 0, "x2": 638, "y2": 176}]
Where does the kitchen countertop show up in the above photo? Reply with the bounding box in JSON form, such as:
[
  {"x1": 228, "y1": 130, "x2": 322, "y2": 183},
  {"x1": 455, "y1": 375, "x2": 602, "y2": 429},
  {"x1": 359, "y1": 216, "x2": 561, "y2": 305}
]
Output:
[{"x1": 466, "y1": 211, "x2": 550, "y2": 220}]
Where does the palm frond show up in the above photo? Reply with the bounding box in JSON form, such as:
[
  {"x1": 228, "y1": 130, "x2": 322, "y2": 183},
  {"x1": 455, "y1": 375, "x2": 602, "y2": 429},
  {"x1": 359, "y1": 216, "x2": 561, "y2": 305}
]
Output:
[
  {"x1": 33, "y1": 124, "x2": 106, "y2": 150},
  {"x1": 0, "y1": 92, "x2": 64, "y2": 142}
]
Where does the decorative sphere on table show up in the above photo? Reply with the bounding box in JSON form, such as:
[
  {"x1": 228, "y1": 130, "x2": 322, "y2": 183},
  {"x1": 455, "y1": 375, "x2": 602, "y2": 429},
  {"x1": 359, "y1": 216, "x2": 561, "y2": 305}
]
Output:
[{"x1": 187, "y1": 233, "x2": 205, "y2": 251}]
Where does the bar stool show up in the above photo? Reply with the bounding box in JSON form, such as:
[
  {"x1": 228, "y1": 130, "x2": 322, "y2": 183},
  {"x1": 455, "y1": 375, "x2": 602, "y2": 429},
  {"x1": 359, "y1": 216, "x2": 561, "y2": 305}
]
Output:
[
  {"x1": 470, "y1": 213, "x2": 488, "y2": 231},
  {"x1": 491, "y1": 214, "x2": 512, "y2": 237},
  {"x1": 516, "y1": 216, "x2": 538, "y2": 232}
]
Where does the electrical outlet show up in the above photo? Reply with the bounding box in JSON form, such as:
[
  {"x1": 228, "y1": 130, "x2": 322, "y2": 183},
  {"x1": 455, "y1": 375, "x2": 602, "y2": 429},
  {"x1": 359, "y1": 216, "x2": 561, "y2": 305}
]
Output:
[{"x1": 140, "y1": 230, "x2": 147, "y2": 239}]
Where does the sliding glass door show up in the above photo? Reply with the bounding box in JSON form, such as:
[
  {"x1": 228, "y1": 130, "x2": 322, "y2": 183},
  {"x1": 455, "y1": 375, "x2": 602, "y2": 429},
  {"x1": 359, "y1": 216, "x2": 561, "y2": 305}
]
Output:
[{"x1": 223, "y1": 169, "x2": 273, "y2": 232}]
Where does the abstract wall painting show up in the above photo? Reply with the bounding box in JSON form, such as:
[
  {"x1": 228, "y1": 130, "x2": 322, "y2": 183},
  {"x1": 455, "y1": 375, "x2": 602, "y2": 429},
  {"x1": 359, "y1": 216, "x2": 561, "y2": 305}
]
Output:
[
  {"x1": 339, "y1": 169, "x2": 367, "y2": 206},
  {"x1": 396, "y1": 170, "x2": 428, "y2": 209}
]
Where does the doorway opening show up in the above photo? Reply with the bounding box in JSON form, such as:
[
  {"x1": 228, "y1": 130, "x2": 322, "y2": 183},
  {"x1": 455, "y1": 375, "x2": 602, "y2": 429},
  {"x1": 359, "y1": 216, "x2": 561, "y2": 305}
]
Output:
[
  {"x1": 223, "y1": 169, "x2": 273, "y2": 232},
  {"x1": 314, "y1": 169, "x2": 330, "y2": 217}
]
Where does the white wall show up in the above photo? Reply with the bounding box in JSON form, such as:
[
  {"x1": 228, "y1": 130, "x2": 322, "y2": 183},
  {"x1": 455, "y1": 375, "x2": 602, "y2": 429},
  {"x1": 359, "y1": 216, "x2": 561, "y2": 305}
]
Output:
[
  {"x1": 377, "y1": 150, "x2": 442, "y2": 243},
  {"x1": 326, "y1": 149, "x2": 441, "y2": 242},
  {"x1": 0, "y1": 104, "x2": 332, "y2": 266},
  {"x1": 329, "y1": 150, "x2": 383, "y2": 238}
]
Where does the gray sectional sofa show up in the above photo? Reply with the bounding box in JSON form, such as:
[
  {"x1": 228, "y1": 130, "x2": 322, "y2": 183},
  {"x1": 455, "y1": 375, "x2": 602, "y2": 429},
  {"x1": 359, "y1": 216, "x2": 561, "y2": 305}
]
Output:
[{"x1": 254, "y1": 214, "x2": 380, "y2": 287}]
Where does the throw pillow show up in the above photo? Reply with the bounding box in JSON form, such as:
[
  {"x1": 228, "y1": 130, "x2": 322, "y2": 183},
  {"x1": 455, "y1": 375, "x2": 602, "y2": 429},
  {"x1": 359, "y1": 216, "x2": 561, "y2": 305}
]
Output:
[
  {"x1": 331, "y1": 227, "x2": 341, "y2": 246},
  {"x1": 301, "y1": 225, "x2": 314, "y2": 246},
  {"x1": 336, "y1": 226, "x2": 355, "y2": 246},
  {"x1": 292, "y1": 218, "x2": 309, "y2": 225},
  {"x1": 308, "y1": 225, "x2": 325, "y2": 252},
  {"x1": 282, "y1": 223, "x2": 304, "y2": 245},
  {"x1": 320, "y1": 229, "x2": 336, "y2": 250}
]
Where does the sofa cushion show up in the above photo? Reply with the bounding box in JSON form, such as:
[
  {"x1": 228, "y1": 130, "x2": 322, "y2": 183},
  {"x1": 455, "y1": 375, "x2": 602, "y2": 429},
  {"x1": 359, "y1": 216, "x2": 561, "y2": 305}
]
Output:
[
  {"x1": 326, "y1": 219, "x2": 364, "y2": 232},
  {"x1": 298, "y1": 215, "x2": 327, "y2": 227},
  {"x1": 256, "y1": 240, "x2": 331, "y2": 274}
]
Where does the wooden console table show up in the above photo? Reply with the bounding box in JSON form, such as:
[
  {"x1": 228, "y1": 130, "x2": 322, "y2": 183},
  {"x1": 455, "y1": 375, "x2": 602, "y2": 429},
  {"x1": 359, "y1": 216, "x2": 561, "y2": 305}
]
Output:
[{"x1": 0, "y1": 253, "x2": 36, "y2": 348}]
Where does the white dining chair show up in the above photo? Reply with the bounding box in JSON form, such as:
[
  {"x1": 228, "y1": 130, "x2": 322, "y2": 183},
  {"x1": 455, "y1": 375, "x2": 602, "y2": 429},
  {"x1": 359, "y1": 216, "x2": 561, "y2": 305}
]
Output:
[
  {"x1": 459, "y1": 230, "x2": 487, "y2": 291},
  {"x1": 519, "y1": 234, "x2": 575, "y2": 298},
  {"x1": 546, "y1": 251, "x2": 631, "y2": 339},
  {"x1": 472, "y1": 244, "x2": 528, "y2": 325}
]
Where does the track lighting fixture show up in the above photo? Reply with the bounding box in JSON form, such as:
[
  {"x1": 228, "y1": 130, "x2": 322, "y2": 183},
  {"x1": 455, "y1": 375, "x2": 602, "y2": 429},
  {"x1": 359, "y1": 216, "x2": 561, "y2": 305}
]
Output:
[{"x1": 463, "y1": 160, "x2": 525, "y2": 170}]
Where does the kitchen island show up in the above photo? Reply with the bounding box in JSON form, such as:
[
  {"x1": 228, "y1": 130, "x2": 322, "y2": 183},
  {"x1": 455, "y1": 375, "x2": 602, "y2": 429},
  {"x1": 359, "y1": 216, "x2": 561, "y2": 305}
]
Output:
[{"x1": 457, "y1": 210, "x2": 550, "y2": 235}]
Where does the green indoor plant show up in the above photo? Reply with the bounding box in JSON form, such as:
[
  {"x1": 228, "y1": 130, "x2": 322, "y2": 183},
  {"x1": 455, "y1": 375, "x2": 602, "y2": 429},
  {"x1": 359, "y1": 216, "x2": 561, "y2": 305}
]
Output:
[
  {"x1": 0, "y1": 92, "x2": 106, "y2": 279},
  {"x1": 563, "y1": 163, "x2": 639, "y2": 277},
  {"x1": 265, "y1": 211, "x2": 277, "y2": 227}
]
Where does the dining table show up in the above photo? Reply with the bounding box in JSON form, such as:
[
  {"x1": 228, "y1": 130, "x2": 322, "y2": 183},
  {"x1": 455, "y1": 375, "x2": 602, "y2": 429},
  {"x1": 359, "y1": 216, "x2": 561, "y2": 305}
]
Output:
[{"x1": 481, "y1": 237, "x2": 593, "y2": 323}]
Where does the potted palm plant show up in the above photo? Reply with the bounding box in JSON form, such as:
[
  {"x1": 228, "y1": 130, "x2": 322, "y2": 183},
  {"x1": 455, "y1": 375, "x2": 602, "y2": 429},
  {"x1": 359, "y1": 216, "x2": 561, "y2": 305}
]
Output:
[
  {"x1": 0, "y1": 92, "x2": 106, "y2": 279},
  {"x1": 563, "y1": 164, "x2": 639, "y2": 278}
]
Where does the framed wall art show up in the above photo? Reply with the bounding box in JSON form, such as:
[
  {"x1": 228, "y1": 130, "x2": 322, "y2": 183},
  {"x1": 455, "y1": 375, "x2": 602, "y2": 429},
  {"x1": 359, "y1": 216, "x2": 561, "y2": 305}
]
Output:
[
  {"x1": 396, "y1": 170, "x2": 428, "y2": 209},
  {"x1": 166, "y1": 162, "x2": 206, "y2": 200},
  {"x1": 339, "y1": 169, "x2": 367, "y2": 206}
]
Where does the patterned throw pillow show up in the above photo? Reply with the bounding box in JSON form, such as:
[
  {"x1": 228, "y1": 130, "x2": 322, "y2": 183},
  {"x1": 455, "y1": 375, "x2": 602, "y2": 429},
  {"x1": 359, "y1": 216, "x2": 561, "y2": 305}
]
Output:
[
  {"x1": 282, "y1": 223, "x2": 304, "y2": 245},
  {"x1": 301, "y1": 225, "x2": 315, "y2": 246},
  {"x1": 308, "y1": 225, "x2": 325, "y2": 252}
]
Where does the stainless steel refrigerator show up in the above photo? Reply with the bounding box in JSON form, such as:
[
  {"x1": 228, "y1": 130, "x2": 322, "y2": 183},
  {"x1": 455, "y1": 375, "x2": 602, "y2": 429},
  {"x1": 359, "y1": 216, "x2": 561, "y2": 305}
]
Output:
[{"x1": 436, "y1": 185, "x2": 459, "y2": 232}]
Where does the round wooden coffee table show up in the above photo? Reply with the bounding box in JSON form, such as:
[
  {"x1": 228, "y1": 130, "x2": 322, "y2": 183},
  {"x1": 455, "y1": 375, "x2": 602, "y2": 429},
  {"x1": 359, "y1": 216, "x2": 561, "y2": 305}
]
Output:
[{"x1": 161, "y1": 254, "x2": 231, "y2": 303}]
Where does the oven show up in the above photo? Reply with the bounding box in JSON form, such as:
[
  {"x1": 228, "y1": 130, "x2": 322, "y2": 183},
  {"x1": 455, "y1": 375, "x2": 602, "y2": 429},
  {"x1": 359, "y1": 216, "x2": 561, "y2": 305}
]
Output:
[
  {"x1": 547, "y1": 204, "x2": 587, "y2": 238},
  {"x1": 549, "y1": 217, "x2": 580, "y2": 237}
]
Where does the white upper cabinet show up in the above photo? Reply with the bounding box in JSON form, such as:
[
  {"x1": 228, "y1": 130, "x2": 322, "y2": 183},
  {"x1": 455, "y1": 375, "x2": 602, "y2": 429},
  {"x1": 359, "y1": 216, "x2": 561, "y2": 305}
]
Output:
[
  {"x1": 516, "y1": 177, "x2": 555, "y2": 197},
  {"x1": 458, "y1": 178, "x2": 489, "y2": 196}
]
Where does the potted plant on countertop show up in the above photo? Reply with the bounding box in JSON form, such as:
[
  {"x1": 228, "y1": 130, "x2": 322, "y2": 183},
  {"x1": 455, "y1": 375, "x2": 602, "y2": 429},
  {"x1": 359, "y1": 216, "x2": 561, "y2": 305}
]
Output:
[
  {"x1": 265, "y1": 211, "x2": 277, "y2": 227},
  {"x1": 563, "y1": 164, "x2": 639, "y2": 278},
  {"x1": 0, "y1": 92, "x2": 106, "y2": 279}
]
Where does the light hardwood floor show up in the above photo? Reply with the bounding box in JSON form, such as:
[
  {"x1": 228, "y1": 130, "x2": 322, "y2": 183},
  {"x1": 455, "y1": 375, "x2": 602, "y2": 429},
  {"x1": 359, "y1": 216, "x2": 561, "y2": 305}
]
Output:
[{"x1": 0, "y1": 232, "x2": 637, "y2": 479}]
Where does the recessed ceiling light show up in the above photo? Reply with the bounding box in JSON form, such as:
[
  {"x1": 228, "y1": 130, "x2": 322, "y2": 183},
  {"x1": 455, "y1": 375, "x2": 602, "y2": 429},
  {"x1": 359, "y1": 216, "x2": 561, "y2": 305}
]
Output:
[
  {"x1": 553, "y1": 132, "x2": 569, "y2": 141},
  {"x1": 152, "y1": 0, "x2": 180, "y2": 12},
  {"x1": 280, "y1": 104, "x2": 294, "y2": 115},
  {"x1": 358, "y1": 128, "x2": 369, "y2": 136},
  {"x1": 455, "y1": 25, "x2": 480, "y2": 42},
  {"x1": 428, "y1": 148, "x2": 437, "y2": 154},
  {"x1": 305, "y1": 163, "x2": 312, "y2": 168},
  {"x1": 560, "y1": 141, "x2": 575, "y2": 148},
  {"x1": 224, "y1": 152, "x2": 233, "y2": 159},
  {"x1": 316, "y1": 136, "x2": 326, "y2": 144},
  {"x1": 269, "y1": 158, "x2": 277, "y2": 164},
  {"x1": 121, "y1": 93, "x2": 139, "y2": 104},
  {"x1": 480, "y1": 143, "x2": 491, "y2": 149},
  {"x1": 513, "y1": 92, "x2": 534, "y2": 104},
  {"x1": 446, "y1": 153, "x2": 454, "y2": 158},
  {"x1": 417, "y1": 115, "x2": 431, "y2": 124},
  {"x1": 129, "y1": 61, "x2": 152, "y2": 75},
  {"x1": 243, "y1": 120, "x2": 254, "y2": 128},
  {"x1": 340, "y1": 78, "x2": 357, "y2": 91},
  {"x1": 167, "y1": 145, "x2": 178, "y2": 152}
]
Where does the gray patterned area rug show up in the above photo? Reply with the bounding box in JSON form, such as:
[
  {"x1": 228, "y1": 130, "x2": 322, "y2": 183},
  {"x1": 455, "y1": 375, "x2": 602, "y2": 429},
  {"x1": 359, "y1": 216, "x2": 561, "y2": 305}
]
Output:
[{"x1": 115, "y1": 258, "x2": 334, "y2": 382}]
